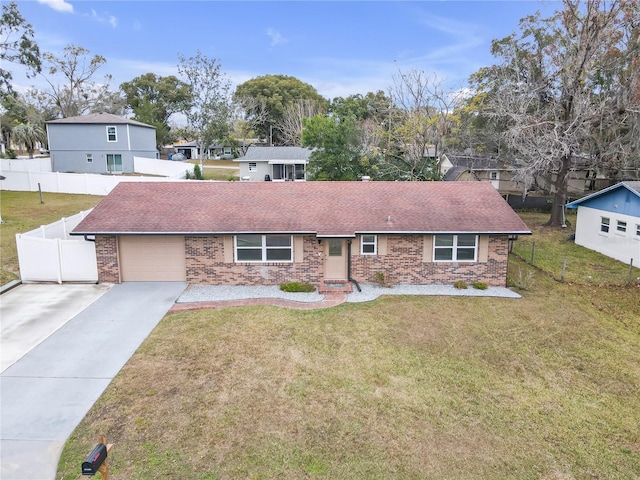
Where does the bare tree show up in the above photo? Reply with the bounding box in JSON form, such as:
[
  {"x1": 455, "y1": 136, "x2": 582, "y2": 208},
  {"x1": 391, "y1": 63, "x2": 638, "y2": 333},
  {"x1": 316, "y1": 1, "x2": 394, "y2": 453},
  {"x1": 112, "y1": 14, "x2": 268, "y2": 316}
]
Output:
[
  {"x1": 472, "y1": 0, "x2": 640, "y2": 226},
  {"x1": 232, "y1": 96, "x2": 269, "y2": 143},
  {"x1": 178, "y1": 50, "x2": 232, "y2": 165},
  {"x1": 277, "y1": 98, "x2": 324, "y2": 146},
  {"x1": 38, "y1": 44, "x2": 123, "y2": 118},
  {"x1": 382, "y1": 69, "x2": 464, "y2": 180}
]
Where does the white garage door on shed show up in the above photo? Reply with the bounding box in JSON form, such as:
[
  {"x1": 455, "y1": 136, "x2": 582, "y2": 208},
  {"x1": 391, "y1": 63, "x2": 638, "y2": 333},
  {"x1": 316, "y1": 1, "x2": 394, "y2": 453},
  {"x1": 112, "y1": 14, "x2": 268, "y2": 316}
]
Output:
[{"x1": 119, "y1": 236, "x2": 186, "y2": 281}]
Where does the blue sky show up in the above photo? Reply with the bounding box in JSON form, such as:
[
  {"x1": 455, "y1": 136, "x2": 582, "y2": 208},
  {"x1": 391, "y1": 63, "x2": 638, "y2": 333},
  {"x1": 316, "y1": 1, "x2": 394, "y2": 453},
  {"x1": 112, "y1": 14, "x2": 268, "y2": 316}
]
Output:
[{"x1": 12, "y1": 0, "x2": 560, "y2": 100}]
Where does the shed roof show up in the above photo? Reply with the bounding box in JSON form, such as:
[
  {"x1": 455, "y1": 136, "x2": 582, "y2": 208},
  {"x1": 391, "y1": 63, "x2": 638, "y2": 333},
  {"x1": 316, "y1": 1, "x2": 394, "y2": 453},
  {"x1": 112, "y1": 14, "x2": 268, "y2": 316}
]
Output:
[
  {"x1": 444, "y1": 154, "x2": 508, "y2": 170},
  {"x1": 566, "y1": 181, "x2": 640, "y2": 209},
  {"x1": 46, "y1": 112, "x2": 154, "y2": 129},
  {"x1": 73, "y1": 181, "x2": 530, "y2": 237},
  {"x1": 234, "y1": 146, "x2": 313, "y2": 162}
]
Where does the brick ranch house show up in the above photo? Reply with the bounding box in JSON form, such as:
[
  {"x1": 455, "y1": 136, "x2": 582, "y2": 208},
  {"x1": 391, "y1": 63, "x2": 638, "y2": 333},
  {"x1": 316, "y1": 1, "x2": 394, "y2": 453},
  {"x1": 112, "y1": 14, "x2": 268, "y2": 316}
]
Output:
[{"x1": 71, "y1": 181, "x2": 531, "y2": 289}]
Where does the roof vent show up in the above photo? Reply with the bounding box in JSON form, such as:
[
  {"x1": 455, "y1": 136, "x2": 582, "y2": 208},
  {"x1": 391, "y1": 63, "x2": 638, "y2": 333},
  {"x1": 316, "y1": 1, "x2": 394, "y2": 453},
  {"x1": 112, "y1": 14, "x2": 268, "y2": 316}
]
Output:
[{"x1": 387, "y1": 215, "x2": 392, "y2": 223}]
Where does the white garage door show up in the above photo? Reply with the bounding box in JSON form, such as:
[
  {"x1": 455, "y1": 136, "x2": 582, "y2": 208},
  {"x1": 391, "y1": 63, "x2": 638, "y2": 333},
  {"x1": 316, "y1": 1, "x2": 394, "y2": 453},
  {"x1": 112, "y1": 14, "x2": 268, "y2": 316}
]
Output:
[{"x1": 119, "y1": 236, "x2": 186, "y2": 281}]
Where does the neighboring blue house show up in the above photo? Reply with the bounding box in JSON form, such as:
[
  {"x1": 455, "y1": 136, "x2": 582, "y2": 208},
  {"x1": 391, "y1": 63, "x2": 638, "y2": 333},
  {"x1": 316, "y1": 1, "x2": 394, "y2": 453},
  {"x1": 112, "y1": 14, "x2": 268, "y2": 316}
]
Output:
[
  {"x1": 46, "y1": 112, "x2": 157, "y2": 174},
  {"x1": 234, "y1": 146, "x2": 312, "y2": 181},
  {"x1": 566, "y1": 181, "x2": 640, "y2": 265}
]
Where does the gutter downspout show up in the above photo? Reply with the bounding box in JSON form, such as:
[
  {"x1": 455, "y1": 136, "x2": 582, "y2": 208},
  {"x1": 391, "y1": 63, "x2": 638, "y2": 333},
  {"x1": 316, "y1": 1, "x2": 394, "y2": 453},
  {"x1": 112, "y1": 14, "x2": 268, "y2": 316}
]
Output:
[{"x1": 346, "y1": 239, "x2": 361, "y2": 292}]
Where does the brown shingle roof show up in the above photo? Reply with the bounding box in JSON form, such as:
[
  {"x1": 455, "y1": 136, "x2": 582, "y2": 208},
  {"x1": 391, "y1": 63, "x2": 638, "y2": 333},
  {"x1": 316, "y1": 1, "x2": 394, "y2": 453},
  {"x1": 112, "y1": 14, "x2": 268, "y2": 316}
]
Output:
[{"x1": 72, "y1": 181, "x2": 531, "y2": 236}]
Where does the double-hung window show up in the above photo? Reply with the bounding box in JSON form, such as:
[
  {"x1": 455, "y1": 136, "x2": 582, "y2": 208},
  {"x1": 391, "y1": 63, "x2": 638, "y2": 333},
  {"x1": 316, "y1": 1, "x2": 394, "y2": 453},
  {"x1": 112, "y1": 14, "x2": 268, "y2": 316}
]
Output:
[
  {"x1": 600, "y1": 217, "x2": 610, "y2": 233},
  {"x1": 616, "y1": 220, "x2": 627, "y2": 233},
  {"x1": 361, "y1": 235, "x2": 377, "y2": 255},
  {"x1": 235, "y1": 234, "x2": 292, "y2": 262},
  {"x1": 86, "y1": 153, "x2": 93, "y2": 163},
  {"x1": 106, "y1": 126, "x2": 117, "y2": 142},
  {"x1": 248, "y1": 162, "x2": 257, "y2": 172},
  {"x1": 636, "y1": 224, "x2": 640, "y2": 237},
  {"x1": 434, "y1": 234, "x2": 477, "y2": 262}
]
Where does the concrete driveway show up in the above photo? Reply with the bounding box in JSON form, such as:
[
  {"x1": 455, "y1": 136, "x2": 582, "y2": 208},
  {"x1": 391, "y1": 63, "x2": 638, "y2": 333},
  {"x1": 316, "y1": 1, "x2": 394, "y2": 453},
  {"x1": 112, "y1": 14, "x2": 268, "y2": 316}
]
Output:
[{"x1": 0, "y1": 282, "x2": 186, "y2": 480}]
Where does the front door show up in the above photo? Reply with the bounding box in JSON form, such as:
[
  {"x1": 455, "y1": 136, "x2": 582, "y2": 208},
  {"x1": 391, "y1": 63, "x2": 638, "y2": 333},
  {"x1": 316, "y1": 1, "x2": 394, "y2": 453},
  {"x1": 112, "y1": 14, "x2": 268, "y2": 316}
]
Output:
[{"x1": 325, "y1": 238, "x2": 347, "y2": 280}]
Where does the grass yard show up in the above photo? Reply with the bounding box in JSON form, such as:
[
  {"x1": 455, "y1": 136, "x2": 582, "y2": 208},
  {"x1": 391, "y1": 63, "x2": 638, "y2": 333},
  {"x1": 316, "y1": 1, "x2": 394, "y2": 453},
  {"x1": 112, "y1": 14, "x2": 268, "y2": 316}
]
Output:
[
  {"x1": 0, "y1": 191, "x2": 103, "y2": 284},
  {"x1": 56, "y1": 259, "x2": 640, "y2": 479},
  {"x1": 187, "y1": 159, "x2": 240, "y2": 181},
  {"x1": 202, "y1": 167, "x2": 239, "y2": 181},
  {"x1": 513, "y1": 211, "x2": 640, "y2": 285}
]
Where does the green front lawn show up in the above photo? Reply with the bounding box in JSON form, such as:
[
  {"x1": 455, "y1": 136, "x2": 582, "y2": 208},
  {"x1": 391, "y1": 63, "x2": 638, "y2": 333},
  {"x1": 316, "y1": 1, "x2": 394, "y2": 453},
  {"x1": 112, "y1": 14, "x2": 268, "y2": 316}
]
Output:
[{"x1": 56, "y1": 260, "x2": 640, "y2": 479}]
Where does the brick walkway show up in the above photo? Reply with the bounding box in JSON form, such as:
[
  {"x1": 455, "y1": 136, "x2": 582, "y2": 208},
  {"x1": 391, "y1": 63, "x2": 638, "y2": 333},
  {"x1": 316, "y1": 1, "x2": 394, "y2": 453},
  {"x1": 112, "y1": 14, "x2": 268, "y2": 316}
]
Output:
[{"x1": 168, "y1": 292, "x2": 347, "y2": 313}]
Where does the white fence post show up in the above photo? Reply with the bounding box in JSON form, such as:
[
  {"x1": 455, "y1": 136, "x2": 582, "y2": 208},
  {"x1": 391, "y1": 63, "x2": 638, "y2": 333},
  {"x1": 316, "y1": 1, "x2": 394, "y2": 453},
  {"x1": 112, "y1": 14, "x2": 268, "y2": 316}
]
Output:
[{"x1": 56, "y1": 238, "x2": 63, "y2": 284}]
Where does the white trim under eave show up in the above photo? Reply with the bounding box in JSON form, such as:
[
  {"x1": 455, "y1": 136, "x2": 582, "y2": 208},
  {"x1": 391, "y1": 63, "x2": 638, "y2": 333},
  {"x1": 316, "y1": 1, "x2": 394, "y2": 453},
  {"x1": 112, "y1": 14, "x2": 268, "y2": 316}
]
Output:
[
  {"x1": 267, "y1": 160, "x2": 308, "y2": 165},
  {"x1": 354, "y1": 230, "x2": 533, "y2": 235},
  {"x1": 69, "y1": 230, "x2": 318, "y2": 236}
]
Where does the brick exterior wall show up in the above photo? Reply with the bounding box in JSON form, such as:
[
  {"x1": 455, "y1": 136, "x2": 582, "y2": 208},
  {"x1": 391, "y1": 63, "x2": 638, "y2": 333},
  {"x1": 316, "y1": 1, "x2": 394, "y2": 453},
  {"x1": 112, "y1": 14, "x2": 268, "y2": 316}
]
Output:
[
  {"x1": 351, "y1": 235, "x2": 509, "y2": 287},
  {"x1": 186, "y1": 236, "x2": 325, "y2": 286},
  {"x1": 96, "y1": 234, "x2": 510, "y2": 287},
  {"x1": 95, "y1": 235, "x2": 119, "y2": 283}
]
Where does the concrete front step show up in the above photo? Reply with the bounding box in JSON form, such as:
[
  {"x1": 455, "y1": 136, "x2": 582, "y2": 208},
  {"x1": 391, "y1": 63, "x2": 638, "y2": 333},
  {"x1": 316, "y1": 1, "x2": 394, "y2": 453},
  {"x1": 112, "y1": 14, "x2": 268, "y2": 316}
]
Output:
[{"x1": 318, "y1": 280, "x2": 353, "y2": 294}]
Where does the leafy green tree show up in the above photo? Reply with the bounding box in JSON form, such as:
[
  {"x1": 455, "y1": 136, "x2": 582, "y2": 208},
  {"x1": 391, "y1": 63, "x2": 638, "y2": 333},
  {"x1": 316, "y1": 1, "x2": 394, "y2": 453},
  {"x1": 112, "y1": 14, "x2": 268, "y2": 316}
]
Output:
[
  {"x1": 120, "y1": 73, "x2": 192, "y2": 148},
  {"x1": 11, "y1": 122, "x2": 46, "y2": 158},
  {"x1": 0, "y1": 1, "x2": 41, "y2": 98},
  {"x1": 234, "y1": 74, "x2": 327, "y2": 145},
  {"x1": 302, "y1": 115, "x2": 377, "y2": 180},
  {"x1": 1, "y1": 92, "x2": 50, "y2": 152},
  {"x1": 329, "y1": 91, "x2": 391, "y2": 122},
  {"x1": 178, "y1": 50, "x2": 232, "y2": 163},
  {"x1": 471, "y1": 0, "x2": 640, "y2": 226}
]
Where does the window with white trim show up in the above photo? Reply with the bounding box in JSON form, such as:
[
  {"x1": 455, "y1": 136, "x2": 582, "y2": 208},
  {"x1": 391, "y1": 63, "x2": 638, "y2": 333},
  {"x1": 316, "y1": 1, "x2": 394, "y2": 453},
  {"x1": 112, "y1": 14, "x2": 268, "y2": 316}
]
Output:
[
  {"x1": 490, "y1": 171, "x2": 498, "y2": 180},
  {"x1": 248, "y1": 162, "x2": 257, "y2": 172},
  {"x1": 86, "y1": 153, "x2": 93, "y2": 163},
  {"x1": 433, "y1": 234, "x2": 478, "y2": 262},
  {"x1": 600, "y1": 217, "x2": 610, "y2": 233},
  {"x1": 235, "y1": 234, "x2": 292, "y2": 262},
  {"x1": 636, "y1": 224, "x2": 640, "y2": 237},
  {"x1": 106, "y1": 126, "x2": 117, "y2": 142},
  {"x1": 361, "y1": 235, "x2": 377, "y2": 255},
  {"x1": 616, "y1": 220, "x2": 627, "y2": 233}
]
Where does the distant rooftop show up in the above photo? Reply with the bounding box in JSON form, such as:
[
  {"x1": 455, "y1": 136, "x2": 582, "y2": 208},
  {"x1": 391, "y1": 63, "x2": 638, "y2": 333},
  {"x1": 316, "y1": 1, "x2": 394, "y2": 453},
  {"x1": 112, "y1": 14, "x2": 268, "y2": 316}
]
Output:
[
  {"x1": 235, "y1": 146, "x2": 313, "y2": 162},
  {"x1": 46, "y1": 112, "x2": 155, "y2": 129}
]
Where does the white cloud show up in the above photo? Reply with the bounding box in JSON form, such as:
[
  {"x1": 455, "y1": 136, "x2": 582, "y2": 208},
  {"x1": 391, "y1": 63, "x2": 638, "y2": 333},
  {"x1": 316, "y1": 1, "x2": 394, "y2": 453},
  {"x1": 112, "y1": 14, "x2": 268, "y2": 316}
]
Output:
[
  {"x1": 266, "y1": 28, "x2": 288, "y2": 47},
  {"x1": 37, "y1": 0, "x2": 73, "y2": 13},
  {"x1": 89, "y1": 9, "x2": 118, "y2": 28}
]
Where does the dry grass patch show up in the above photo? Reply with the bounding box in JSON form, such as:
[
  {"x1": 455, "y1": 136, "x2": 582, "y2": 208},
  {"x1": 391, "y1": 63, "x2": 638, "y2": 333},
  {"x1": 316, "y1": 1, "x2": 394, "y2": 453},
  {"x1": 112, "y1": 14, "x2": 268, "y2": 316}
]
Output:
[
  {"x1": 58, "y1": 262, "x2": 640, "y2": 479},
  {"x1": 512, "y1": 211, "x2": 640, "y2": 285}
]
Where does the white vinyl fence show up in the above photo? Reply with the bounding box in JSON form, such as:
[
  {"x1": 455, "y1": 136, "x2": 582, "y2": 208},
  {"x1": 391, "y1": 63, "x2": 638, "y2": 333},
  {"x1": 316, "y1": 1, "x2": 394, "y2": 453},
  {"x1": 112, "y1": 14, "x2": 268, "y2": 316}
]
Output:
[
  {"x1": 0, "y1": 170, "x2": 192, "y2": 195},
  {"x1": 16, "y1": 209, "x2": 98, "y2": 283},
  {"x1": 0, "y1": 157, "x2": 195, "y2": 195},
  {"x1": 134, "y1": 156, "x2": 194, "y2": 178},
  {"x1": 0, "y1": 157, "x2": 52, "y2": 172}
]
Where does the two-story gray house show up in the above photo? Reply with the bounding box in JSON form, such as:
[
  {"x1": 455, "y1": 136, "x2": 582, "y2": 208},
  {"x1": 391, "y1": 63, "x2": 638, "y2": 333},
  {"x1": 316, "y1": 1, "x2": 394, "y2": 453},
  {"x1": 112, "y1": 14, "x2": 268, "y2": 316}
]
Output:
[{"x1": 46, "y1": 112, "x2": 157, "y2": 174}]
